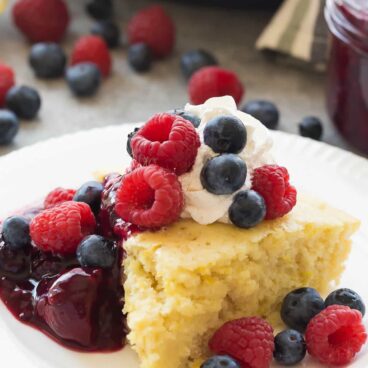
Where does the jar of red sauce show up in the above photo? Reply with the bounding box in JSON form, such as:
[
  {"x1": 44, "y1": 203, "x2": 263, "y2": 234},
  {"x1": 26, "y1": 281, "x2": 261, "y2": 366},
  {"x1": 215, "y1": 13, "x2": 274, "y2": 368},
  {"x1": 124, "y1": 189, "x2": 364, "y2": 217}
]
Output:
[{"x1": 325, "y1": 0, "x2": 368, "y2": 154}]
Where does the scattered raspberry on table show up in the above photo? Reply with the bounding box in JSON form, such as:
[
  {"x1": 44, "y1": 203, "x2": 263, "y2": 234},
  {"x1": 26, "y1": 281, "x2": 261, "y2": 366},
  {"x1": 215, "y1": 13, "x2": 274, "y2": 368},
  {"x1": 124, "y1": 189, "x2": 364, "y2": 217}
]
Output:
[
  {"x1": 0, "y1": 63, "x2": 15, "y2": 107},
  {"x1": 188, "y1": 66, "x2": 244, "y2": 105},
  {"x1": 71, "y1": 35, "x2": 112, "y2": 77},
  {"x1": 12, "y1": 0, "x2": 69, "y2": 43},
  {"x1": 127, "y1": 5, "x2": 175, "y2": 58}
]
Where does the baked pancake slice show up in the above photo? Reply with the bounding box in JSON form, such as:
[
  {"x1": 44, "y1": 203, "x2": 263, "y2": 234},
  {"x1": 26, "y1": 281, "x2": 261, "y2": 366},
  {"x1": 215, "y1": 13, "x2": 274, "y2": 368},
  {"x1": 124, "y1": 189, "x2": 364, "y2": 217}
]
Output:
[{"x1": 123, "y1": 196, "x2": 359, "y2": 368}]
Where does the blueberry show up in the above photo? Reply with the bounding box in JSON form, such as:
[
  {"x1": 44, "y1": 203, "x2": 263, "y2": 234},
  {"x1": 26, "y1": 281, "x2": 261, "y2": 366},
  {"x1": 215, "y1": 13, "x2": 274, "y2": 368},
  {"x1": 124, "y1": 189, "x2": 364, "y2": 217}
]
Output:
[
  {"x1": 1, "y1": 216, "x2": 31, "y2": 251},
  {"x1": 73, "y1": 181, "x2": 104, "y2": 214},
  {"x1": 241, "y1": 100, "x2": 279, "y2": 130},
  {"x1": 325, "y1": 288, "x2": 365, "y2": 316},
  {"x1": 77, "y1": 235, "x2": 116, "y2": 268},
  {"x1": 201, "y1": 154, "x2": 247, "y2": 195},
  {"x1": 0, "y1": 109, "x2": 19, "y2": 145},
  {"x1": 66, "y1": 63, "x2": 101, "y2": 97},
  {"x1": 200, "y1": 355, "x2": 240, "y2": 368},
  {"x1": 299, "y1": 116, "x2": 323, "y2": 140},
  {"x1": 128, "y1": 43, "x2": 153, "y2": 73},
  {"x1": 86, "y1": 0, "x2": 113, "y2": 20},
  {"x1": 274, "y1": 329, "x2": 306, "y2": 366},
  {"x1": 204, "y1": 115, "x2": 247, "y2": 154},
  {"x1": 168, "y1": 109, "x2": 201, "y2": 128},
  {"x1": 229, "y1": 190, "x2": 266, "y2": 228},
  {"x1": 29, "y1": 43, "x2": 66, "y2": 79},
  {"x1": 180, "y1": 49, "x2": 218, "y2": 79},
  {"x1": 281, "y1": 287, "x2": 325, "y2": 332},
  {"x1": 0, "y1": 240, "x2": 31, "y2": 278},
  {"x1": 91, "y1": 20, "x2": 120, "y2": 48},
  {"x1": 127, "y1": 127, "x2": 140, "y2": 157},
  {"x1": 6, "y1": 86, "x2": 41, "y2": 120}
]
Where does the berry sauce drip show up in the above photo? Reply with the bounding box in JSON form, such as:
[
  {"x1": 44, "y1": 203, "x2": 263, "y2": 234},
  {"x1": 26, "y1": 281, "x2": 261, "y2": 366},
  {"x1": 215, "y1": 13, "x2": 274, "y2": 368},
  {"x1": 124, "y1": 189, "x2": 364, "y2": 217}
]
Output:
[
  {"x1": 99, "y1": 173, "x2": 141, "y2": 240},
  {"x1": 0, "y1": 183, "x2": 130, "y2": 353}
]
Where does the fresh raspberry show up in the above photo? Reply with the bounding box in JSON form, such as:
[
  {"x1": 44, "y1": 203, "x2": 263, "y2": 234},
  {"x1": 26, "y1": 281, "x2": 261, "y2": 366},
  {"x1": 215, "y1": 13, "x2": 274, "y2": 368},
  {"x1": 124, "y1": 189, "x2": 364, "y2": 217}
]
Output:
[
  {"x1": 71, "y1": 35, "x2": 112, "y2": 77},
  {"x1": 131, "y1": 113, "x2": 200, "y2": 175},
  {"x1": 30, "y1": 201, "x2": 96, "y2": 255},
  {"x1": 0, "y1": 63, "x2": 15, "y2": 107},
  {"x1": 127, "y1": 5, "x2": 175, "y2": 58},
  {"x1": 115, "y1": 165, "x2": 183, "y2": 228},
  {"x1": 251, "y1": 164, "x2": 297, "y2": 220},
  {"x1": 209, "y1": 317, "x2": 274, "y2": 368},
  {"x1": 12, "y1": 0, "x2": 69, "y2": 43},
  {"x1": 306, "y1": 305, "x2": 367, "y2": 366},
  {"x1": 188, "y1": 66, "x2": 244, "y2": 105},
  {"x1": 44, "y1": 187, "x2": 76, "y2": 209}
]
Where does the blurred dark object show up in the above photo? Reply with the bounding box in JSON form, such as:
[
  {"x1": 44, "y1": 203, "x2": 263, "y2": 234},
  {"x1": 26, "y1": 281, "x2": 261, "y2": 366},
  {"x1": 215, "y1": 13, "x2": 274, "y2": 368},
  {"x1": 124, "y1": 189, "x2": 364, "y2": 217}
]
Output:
[
  {"x1": 86, "y1": 0, "x2": 113, "y2": 20},
  {"x1": 91, "y1": 21, "x2": 120, "y2": 48},
  {"x1": 180, "y1": 50, "x2": 218, "y2": 79},
  {"x1": 128, "y1": 43, "x2": 153, "y2": 73},
  {"x1": 173, "y1": 0, "x2": 283, "y2": 9}
]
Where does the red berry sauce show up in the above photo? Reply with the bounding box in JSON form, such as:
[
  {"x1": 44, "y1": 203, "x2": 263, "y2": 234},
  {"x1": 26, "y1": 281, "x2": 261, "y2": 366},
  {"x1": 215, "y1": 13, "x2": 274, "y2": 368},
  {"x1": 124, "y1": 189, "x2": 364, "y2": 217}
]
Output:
[
  {"x1": 0, "y1": 175, "x2": 136, "y2": 353},
  {"x1": 325, "y1": 0, "x2": 368, "y2": 153}
]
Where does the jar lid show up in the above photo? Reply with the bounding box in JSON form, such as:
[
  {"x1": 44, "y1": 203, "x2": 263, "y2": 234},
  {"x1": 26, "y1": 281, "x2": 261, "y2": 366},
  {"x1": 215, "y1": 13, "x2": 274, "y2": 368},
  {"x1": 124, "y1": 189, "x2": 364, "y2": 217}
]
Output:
[
  {"x1": 344, "y1": 0, "x2": 368, "y2": 13},
  {"x1": 326, "y1": 0, "x2": 368, "y2": 53},
  {"x1": 341, "y1": 0, "x2": 368, "y2": 32}
]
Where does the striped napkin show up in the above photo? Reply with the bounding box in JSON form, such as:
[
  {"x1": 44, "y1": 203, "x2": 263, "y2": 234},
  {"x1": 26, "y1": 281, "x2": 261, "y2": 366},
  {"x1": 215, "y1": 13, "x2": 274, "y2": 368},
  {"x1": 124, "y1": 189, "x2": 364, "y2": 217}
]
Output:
[{"x1": 256, "y1": 0, "x2": 328, "y2": 70}]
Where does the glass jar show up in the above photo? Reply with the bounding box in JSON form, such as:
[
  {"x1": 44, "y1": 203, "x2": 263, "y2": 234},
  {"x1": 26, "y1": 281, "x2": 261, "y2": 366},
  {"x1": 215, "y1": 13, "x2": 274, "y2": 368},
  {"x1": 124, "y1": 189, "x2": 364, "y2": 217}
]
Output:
[{"x1": 325, "y1": 0, "x2": 368, "y2": 154}]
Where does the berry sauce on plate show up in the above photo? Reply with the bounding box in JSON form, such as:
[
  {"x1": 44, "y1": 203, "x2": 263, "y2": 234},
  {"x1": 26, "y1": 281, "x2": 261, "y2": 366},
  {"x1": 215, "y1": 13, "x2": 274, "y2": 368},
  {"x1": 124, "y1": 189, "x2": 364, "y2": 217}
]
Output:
[{"x1": 0, "y1": 175, "x2": 130, "y2": 353}]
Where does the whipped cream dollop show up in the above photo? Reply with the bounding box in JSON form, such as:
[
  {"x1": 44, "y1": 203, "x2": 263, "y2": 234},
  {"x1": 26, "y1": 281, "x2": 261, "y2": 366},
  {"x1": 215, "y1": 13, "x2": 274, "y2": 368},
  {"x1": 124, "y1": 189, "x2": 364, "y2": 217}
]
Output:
[{"x1": 179, "y1": 96, "x2": 275, "y2": 225}]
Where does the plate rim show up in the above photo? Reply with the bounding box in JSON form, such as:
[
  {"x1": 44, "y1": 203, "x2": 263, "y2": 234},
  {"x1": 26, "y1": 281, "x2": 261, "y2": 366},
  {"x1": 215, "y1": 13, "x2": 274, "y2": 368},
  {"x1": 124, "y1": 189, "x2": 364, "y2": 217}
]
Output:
[{"x1": 0, "y1": 125, "x2": 367, "y2": 170}]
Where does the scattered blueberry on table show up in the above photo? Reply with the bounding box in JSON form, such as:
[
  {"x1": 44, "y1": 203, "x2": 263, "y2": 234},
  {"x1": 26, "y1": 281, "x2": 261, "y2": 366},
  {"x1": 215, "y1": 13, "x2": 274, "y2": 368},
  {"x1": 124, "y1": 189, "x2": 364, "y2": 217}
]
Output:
[
  {"x1": 86, "y1": 0, "x2": 113, "y2": 20},
  {"x1": 6, "y1": 85, "x2": 41, "y2": 120},
  {"x1": 180, "y1": 49, "x2": 218, "y2": 79},
  {"x1": 29, "y1": 43, "x2": 67, "y2": 79},
  {"x1": 91, "y1": 20, "x2": 120, "y2": 48},
  {"x1": 0, "y1": 109, "x2": 19, "y2": 145},
  {"x1": 241, "y1": 100, "x2": 279, "y2": 130},
  {"x1": 298, "y1": 116, "x2": 323, "y2": 140},
  {"x1": 66, "y1": 63, "x2": 102, "y2": 97},
  {"x1": 128, "y1": 43, "x2": 153, "y2": 73}
]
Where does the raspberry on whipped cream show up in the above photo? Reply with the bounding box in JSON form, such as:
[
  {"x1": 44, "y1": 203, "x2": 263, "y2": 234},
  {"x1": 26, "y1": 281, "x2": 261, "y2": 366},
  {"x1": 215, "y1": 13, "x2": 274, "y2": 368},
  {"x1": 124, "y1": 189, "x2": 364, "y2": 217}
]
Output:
[{"x1": 179, "y1": 96, "x2": 275, "y2": 225}]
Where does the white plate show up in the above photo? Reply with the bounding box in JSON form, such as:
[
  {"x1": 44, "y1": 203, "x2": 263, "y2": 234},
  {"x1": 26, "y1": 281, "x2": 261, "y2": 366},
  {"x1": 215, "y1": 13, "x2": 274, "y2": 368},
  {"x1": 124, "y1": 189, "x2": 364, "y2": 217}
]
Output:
[{"x1": 0, "y1": 125, "x2": 368, "y2": 368}]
